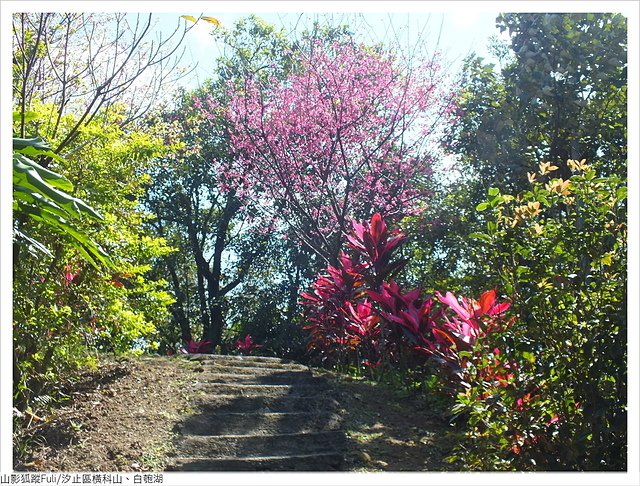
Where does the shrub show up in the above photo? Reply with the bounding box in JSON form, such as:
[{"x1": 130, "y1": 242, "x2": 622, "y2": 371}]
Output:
[{"x1": 451, "y1": 160, "x2": 627, "y2": 470}]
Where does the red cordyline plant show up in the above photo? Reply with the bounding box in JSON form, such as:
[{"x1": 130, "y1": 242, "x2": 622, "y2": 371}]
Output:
[
  {"x1": 302, "y1": 213, "x2": 566, "y2": 463},
  {"x1": 182, "y1": 339, "x2": 214, "y2": 354},
  {"x1": 234, "y1": 334, "x2": 263, "y2": 355},
  {"x1": 346, "y1": 213, "x2": 408, "y2": 287},
  {"x1": 301, "y1": 213, "x2": 409, "y2": 368},
  {"x1": 302, "y1": 212, "x2": 519, "y2": 391},
  {"x1": 368, "y1": 284, "x2": 516, "y2": 392}
]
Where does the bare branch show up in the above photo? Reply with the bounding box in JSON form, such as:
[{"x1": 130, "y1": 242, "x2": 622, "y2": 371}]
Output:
[{"x1": 13, "y1": 13, "x2": 195, "y2": 154}]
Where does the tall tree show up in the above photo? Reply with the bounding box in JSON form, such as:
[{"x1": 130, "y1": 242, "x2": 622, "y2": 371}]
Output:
[
  {"x1": 445, "y1": 13, "x2": 626, "y2": 197},
  {"x1": 12, "y1": 13, "x2": 193, "y2": 148},
  {"x1": 224, "y1": 36, "x2": 454, "y2": 264},
  {"x1": 407, "y1": 12, "x2": 628, "y2": 293},
  {"x1": 11, "y1": 13, "x2": 185, "y2": 410},
  {"x1": 144, "y1": 92, "x2": 272, "y2": 348},
  {"x1": 142, "y1": 16, "x2": 297, "y2": 348}
]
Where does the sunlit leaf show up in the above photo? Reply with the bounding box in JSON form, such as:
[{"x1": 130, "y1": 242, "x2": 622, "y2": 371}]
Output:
[
  {"x1": 469, "y1": 232, "x2": 491, "y2": 242},
  {"x1": 200, "y1": 16, "x2": 220, "y2": 26},
  {"x1": 13, "y1": 136, "x2": 111, "y2": 268},
  {"x1": 181, "y1": 15, "x2": 198, "y2": 23}
]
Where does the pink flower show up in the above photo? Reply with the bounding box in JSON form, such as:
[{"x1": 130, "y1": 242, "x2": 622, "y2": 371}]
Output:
[{"x1": 222, "y1": 38, "x2": 453, "y2": 260}]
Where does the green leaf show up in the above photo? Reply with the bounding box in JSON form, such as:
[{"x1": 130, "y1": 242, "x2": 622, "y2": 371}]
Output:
[
  {"x1": 13, "y1": 111, "x2": 39, "y2": 123},
  {"x1": 14, "y1": 153, "x2": 73, "y2": 191},
  {"x1": 13, "y1": 135, "x2": 111, "y2": 269},
  {"x1": 469, "y1": 232, "x2": 492, "y2": 242},
  {"x1": 14, "y1": 154, "x2": 102, "y2": 219},
  {"x1": 14, "y1": 187, "x2": 70, "y2": 220},
  {"x1": 616, "y1": 186, "x2": 627, "y2": 201},
  {"x1": 13, "y1": 227, "x2": 54, "y2": 257},
  {"x1": 13, "y1": 136, "x2": 51, "y2": 151},
  {"x1": 476, "y1": 202, "x2": 489, "y2": 211},
  {"x1": 488, "y1": 187, "x2": 500, "y2": 196},
  {"x1": 23, "y1": 206, "x2": 111, "y2": 269},
  {"x1": 15, "y1": 144, "x2": 64, "y2": 164}
]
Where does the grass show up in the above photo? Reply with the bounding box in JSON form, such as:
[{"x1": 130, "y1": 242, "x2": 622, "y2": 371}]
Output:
[{"x1": 141, "y1": 439, "x2": 176, "y2": 470}]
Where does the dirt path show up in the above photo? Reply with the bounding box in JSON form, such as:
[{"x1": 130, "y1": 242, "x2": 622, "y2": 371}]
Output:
[{"x1": 16, "y1": 355, "x2": 454, "y2": 472}]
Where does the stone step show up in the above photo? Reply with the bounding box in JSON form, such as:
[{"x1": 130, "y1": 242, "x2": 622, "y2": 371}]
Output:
[
  {"x1": 198, "y1": 363, "x2": 310, "y2": 374},
  {"x1": 190, "y1": 394, "x2": 338, "y2": 413},
  {"x1": 184, "y1": 354, "x2": 301, "y2": 366},
  {"x1": 175, "y1": 411, "x2": 343, "y2": 436},
  {"x1": 168, "y1": 451, "x2": 345, "y2": 471},
  {"x1": 192, "y1": 372, "x2": 328, "y2": 385},
  {"x1": 175, "y1": 430, "x2": 346, "y2": 457},
  {"x1": 192, "y1": 382, "x2": 334, "y2": 397},
  {"x1": 172, "y1": 354, "x2": 345, "y2": 472}
]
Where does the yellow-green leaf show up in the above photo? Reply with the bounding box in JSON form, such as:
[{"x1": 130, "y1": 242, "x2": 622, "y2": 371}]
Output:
[
  {"x1": 200, "y1": 16, "x2": 220, "y2": 26},
  {"x1": 601, "y1": 252, "x2": 613, "y2": 266},
  {"x1": 181, "y1": 15, "x2": 198, "y2": 23}
]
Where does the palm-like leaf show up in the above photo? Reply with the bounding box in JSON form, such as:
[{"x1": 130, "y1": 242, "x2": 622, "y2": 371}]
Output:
[{"x1": 13, "y1": 136, "x2": 111, "y2": 269}]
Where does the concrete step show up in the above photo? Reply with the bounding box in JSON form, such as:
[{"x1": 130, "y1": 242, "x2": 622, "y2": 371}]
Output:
[
  {"x1": 184, "y1": 354, "x2": 302, "y2": 366},
  {"x1": 171, "y1": 354, "x2": 345, "y2": 472},
  {"x1": 192, "y1": 371, "x2": 329, "y2": 385},
  {"x1": 175, "y1": 411, "x2": 343, "y2": 436},
  {"x1": 167, "y1": 451, "x2": 345, "y2": 471},
  {"x1": 191, "y1": 382, "x2": 335, "y2": 397},
  {"x1": 175, "y1": 430, "x2": 346, "y2": 457},
  {"x1": 198, "y1": 363, "x2": 310, "y2": 374},
  {"x1": 190, "y1": 394, "x2": 338, "y2": 413}
]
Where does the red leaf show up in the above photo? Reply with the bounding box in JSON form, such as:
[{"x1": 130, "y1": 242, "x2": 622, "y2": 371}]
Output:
[
  {"x1": 478, "y1": 289, "x2": 497, "y2": 314},
  {"x1": 435, "y1": 291, "x2": 471, "y2": 320},
  {"x1": 369, "y1": 213, "x2": 386, "y2": 242}
]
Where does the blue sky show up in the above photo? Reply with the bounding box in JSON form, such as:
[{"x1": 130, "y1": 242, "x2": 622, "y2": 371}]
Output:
[{"x1": 154, "y1": 11, "x2": 506, "y2": 89}]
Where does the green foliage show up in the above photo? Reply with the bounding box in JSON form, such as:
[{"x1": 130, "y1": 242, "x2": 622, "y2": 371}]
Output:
[
  {"x1": 411, "y1": 13, "x2": 627, "y2": 295},
  {"x1": 11, "y1": 13, "x2": 627, "y2": 473},
  {"x1": 13, "y1": 136, "x2": 110, "y2": 268},
  {"x1": 404, "y1": 17, "x2": 628, "y2": 469},
  {"x1": 448, "y1": 160, "x2": 626, "y2": 470},
  {"x1": 143, "y1": 17, "x2": 321, "y2": 351},
  {"x1": 13, "y1": 105, "x2": 174, "y2": 412},
  {"x1": 448, "y1": 13, "x2": 626, "y2": 194},
  {"x1": 225, "y1": 239, "x2": 312, "y2": 360}
]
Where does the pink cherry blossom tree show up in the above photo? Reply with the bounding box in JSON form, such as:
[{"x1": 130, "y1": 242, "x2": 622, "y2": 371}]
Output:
[{"x1": 224, "y1": 37, "x2": 454, "y2": 264}]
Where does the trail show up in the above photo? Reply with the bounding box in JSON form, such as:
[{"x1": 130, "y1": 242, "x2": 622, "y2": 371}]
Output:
[
  {"x1": 166, "y1": 354, "x2": 346, "y2": 471},
  {"x1": 17, "y1": 355, "x2": 453, "y2": 472}
]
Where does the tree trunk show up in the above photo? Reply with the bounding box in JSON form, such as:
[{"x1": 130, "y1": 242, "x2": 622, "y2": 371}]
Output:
[
  {"x1": 199, "y1": 194, "x2": 242, "y2": 346},
  {"x1": 165, "y1": 260, "x2": 192, "y2": 343},
  {"x1": 285, "y1": 259, "x2": 302, "y2": 327},
  {"x1": 196, "y1": 270, "x2": 210, "y2": 339},
  {"x1": 204, "y1": 298, "x2": 225, "y2": 347}
]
